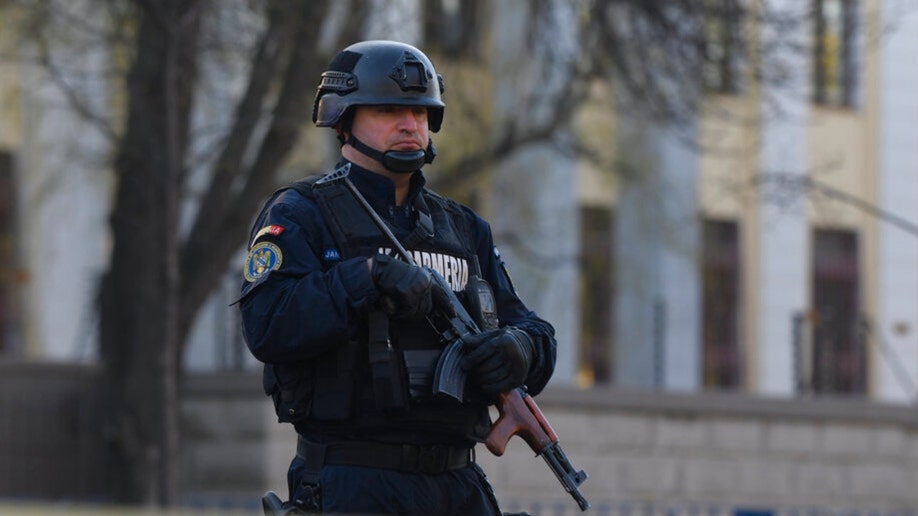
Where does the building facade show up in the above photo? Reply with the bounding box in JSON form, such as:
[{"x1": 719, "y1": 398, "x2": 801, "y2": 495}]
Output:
[
  {"x1": 578, "y1": 0, "x2": 918, "y2": 404},
  {"x1": 1, "y1": 1, "x2": 917, "y2": 401}
]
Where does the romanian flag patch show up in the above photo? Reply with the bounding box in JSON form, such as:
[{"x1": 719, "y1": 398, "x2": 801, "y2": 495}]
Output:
[{"x1": 252, "y1": 224, "x2": 285, "y2": 245}]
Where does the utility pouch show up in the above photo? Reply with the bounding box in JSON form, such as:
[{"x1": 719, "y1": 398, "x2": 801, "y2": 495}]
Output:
[
  {"x1": 264, "y1": 364, "x2": 313, "y2": 423},
  {"x1": 403, "y1": 349, "x2": 442, "y2": 399},
  {"x1": 367, "y1": 310, "x2": 409, "y2": 412}
]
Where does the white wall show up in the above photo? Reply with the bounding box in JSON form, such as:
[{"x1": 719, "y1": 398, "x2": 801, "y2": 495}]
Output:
[
  {"x1": 490, "y1": 0, "x2": 581, "y2": 385},
  {"x1": 16, "y1": 11, "x2": 112, "y2": 360},
  {"x1": 874, "y1": 2, "x2": 918, "y2": 403},
  {"x1": 754, "y1": 0, "x2": 812, "y2": 396}
]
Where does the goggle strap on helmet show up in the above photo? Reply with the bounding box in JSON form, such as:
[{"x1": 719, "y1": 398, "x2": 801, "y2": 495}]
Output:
[{"x1": 346, "y1": 134, "x2": 436, "y2": 174}]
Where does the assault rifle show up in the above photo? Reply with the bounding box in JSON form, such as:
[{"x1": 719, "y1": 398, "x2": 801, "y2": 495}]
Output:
[{"x1": 325, "y1": 166, "x2": 590, "y2": 511}]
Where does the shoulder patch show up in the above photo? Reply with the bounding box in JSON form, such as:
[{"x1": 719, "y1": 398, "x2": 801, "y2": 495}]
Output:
[
  {"x1": 252, "y1": 224, "x2": 285, "y2": 245},
  {"x1": 323, "y1": 248, "x2": 341, "y2": 262},
  {"x1": 244, "y1": 241, "x2": 284, "y2": 282}
]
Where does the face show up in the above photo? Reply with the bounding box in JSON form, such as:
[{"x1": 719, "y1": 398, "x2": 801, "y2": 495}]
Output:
[{"x1": 346, "y1": 105, "x2": 429, "y2": 171}]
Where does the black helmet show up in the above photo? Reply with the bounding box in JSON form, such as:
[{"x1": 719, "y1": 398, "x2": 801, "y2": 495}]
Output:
[{"x1": 313, "y1": 40, "x2": 445, "y2": 132}]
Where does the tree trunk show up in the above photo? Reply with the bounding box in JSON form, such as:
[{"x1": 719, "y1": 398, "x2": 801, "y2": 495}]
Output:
[
  {"x1": 98, "y1": 0, "x2": 201, "y2": 505},
  {"x1": 175, "y1": 0, "x2": 333, "y2": 341}
]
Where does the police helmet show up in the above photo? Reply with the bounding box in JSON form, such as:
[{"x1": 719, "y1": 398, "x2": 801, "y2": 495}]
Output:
[{"x1": 312, "y1": 40, "x2": 445, "y2": 132}]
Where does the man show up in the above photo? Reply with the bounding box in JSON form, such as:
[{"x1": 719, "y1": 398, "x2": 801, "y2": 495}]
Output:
[{"x1": 239, "y1": 40, "x2": 557, "y2": 515}]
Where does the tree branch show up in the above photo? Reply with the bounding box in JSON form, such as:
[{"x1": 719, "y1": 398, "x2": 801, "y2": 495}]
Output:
[{"x1": 177, "y1": 0, "x2": 335, "y2": 347}]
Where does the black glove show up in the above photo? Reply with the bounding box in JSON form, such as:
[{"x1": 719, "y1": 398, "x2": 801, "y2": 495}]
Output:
[
  {"x1": 460, "y1": 327, "x2": 535, "y2": 394},
  {"x1": 370, "y1": 254, "x2": 434, "y2": 320}
]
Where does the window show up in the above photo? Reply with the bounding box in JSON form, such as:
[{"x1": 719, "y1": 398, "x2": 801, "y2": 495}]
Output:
[
  {"x1": 579, "y1": 206, "x2": 614, "y2": 385},
  {"x1": 703, "y1": 0, "x2": 743, "y2": 94},
  {"x1": 810, "y1": 228, "x2": 865, "y2": 394},
  {"x1": 813, "y1": 0, "x2": 858, "y2": 107},
  {"x1": 701, "y1": 219, "x2": 742, "y2": 389}
]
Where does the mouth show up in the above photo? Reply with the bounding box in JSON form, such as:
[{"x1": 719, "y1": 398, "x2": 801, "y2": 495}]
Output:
[{"x1": 391, "y1": 141, "x2": 422, "y2": 151}]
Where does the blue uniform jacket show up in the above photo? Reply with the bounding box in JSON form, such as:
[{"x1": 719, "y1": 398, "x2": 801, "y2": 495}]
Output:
[{"x1": 238, "y1": 162, "x2": 557, "y2": 396}]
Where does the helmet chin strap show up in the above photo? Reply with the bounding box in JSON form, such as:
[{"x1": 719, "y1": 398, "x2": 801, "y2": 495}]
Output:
[{"x1": 346, "y1": 134, "x2": 437, "y2": 173}]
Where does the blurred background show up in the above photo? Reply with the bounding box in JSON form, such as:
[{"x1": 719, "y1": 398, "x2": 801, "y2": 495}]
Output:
[{"x1": 1, "y1": 0, "x2": 917, "y2": 514}]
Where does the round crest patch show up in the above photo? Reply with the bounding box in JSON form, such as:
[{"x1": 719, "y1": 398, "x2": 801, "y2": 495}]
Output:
[{"x1": 244, "y1": 242, "x2": 283, "y2": 282}]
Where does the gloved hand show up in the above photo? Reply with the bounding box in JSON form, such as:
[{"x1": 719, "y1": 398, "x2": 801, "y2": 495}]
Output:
[
  {"x1": 370, "y1": 254, "x2": 435, "y2": 320},
  {"x1": 460, "y1": 327, "x2": 535, "y2": 394}
]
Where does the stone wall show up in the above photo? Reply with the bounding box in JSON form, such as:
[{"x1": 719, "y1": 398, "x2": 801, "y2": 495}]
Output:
[
  {"x1": 3, "y1": 364, "x2": 918, "y2": 514},
  {"x1": 178, "y1": 372, "x2": 289, "y2": 510},
  {"x1": 482, "y1": 388, "x2": 918, "y2": 514},
  {"x1": 0, "y1": 361, "x2": 113, "y2": 501},
  {"x1": 208, "y1": 376, "x2": 918, "y2": 514}
]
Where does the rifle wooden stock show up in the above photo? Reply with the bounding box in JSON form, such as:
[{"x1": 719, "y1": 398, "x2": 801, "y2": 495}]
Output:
[
  {"x1": 485, "y1": 388, "x2": 556, "y2": 456},
  {"x1": 485, "y1": 387, "x2": 591, "y2": 511}
]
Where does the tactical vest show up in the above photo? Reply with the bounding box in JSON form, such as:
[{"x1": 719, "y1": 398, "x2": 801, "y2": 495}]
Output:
[{"x1": 264, "y1": 166, "x2": 490, "y2": 443}]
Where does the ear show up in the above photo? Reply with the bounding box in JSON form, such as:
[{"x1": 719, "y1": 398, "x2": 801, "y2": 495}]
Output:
[{"x1": 335, "y1": 110, "x2": 355, "y2": 145}]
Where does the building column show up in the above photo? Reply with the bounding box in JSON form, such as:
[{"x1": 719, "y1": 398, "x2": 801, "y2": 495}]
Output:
[
  {"x1": 17, "y1": 6, "x2": 111, "y2": 360},
  {"x1": 614, "y1": 116, "x2": 701, "y2": 391},
  {"x1": 874, "y1": 1, "x2": 918, "y2": 403},
  {"x1": 753, "y1": 0, "x2": 811, "y2": 396},
  {"x1": 490, "y1": 0, "x2": 581, "y2": 385}
]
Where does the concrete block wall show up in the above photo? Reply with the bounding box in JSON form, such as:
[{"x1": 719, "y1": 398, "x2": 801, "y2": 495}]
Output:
[
  {"x1": 6, "y1": 366, "x2": 914, "y2": 513},
  {"x1": 478, "y1": 388, "x2": 918, "y2": 514},
  {"x1": 179, "y1": 375, "x2": 918, "y2": 513},
  {"x1": 179, "y1": 372, "x2": 293, "y2": 510},
  {"x1": 0, "y1": 361, "x2": 113, "y2": 501}
]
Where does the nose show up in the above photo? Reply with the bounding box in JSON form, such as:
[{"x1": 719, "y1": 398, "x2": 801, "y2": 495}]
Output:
[{"x1": 395, "y1": 108, "x2": 420, "y2": 132}]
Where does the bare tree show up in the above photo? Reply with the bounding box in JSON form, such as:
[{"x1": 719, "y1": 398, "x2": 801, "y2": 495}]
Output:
[
  {"x1": 101, "y1": 0, "x2": 362, "y2": 504},
  {"x1": 8, "y1": 0, "x2": 360, "y2": 504}
]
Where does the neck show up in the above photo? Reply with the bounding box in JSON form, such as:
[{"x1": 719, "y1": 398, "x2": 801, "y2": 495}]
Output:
[{"x1": 342, "y1": 146, "x2": 413, "y2": 205}]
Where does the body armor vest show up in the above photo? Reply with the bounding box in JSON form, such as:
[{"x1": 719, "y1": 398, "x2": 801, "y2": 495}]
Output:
[{"x1": 265, "y1": 168, "x2": 490, "y2": 443}]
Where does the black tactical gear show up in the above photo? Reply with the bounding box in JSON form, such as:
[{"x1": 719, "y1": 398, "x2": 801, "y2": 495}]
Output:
[
  {"x1": 244, "y1": 164, "x2": 491, "y2": 437},
  {"x1": 240, "y1": 162, "x2": 557, "y2": 515}
]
